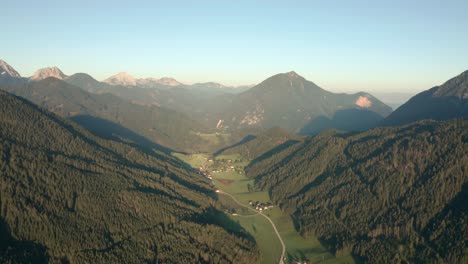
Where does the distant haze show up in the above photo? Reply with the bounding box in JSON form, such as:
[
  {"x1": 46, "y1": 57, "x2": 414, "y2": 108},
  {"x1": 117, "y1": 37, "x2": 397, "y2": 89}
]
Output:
[{"x1": 3, "y1": 0, "x2": 468, "y2": 92}]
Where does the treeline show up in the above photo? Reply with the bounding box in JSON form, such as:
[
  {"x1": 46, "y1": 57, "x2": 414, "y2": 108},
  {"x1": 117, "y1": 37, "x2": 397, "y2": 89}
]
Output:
[
  {"x1": 0, "y1": 90, "x2": 259, "y2": 263},
  {"x1": 246, "y1": 119, "x2": 467, "y2": 263}
]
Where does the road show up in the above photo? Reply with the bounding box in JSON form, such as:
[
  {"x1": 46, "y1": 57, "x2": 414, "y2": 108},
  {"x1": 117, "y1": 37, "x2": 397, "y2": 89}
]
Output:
[{"x1": 217, "y1": 190, "x2": 286, "y2": 264}]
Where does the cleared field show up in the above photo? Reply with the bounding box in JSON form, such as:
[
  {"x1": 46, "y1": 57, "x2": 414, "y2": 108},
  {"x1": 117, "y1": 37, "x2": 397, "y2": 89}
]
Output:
[
  {"x1": 175, "y1": 153, "x2": 355, "y2": 264},
  {"x1": 229, "y1": 213, "x2": 283, "y2": 264},
  {"x1": 173, "y1": 152, "x2": 210, "y2": 168},
  {"x1": 217, "y1": 178, "x2": 235, "y2": 186},
  {"x1": 190, "y1": 131, "x2": 232, "y2": 146}
]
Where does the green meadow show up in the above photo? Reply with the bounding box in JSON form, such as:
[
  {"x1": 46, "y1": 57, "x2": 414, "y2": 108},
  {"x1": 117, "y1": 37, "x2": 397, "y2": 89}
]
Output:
[{"x1": 175, "y1": 153, "x2": 354, "y2": 264}]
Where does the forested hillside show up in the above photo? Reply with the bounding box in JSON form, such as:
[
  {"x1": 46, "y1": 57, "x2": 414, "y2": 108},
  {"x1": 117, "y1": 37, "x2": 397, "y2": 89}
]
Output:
[
  {"x1": 247, "y1": 120, "x2": 468, "y2": 263},
  {"x1": 216, "y1": 127, "x2": 302, "y2": 160},
  {"x1": 0, "y1": 90, "x2": 259, "y2": 263},
  {"x1": 0, "y1": 78, "x2": 228, "y2": 153},
  {"x1": 217, "y1": 71, "x2": 392, "y2": 133}
]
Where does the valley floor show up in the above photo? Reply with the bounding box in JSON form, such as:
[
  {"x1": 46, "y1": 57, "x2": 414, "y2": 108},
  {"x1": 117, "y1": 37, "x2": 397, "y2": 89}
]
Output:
[{"x1": 174, "y1": 153, "x2": 355, "y2": 264}]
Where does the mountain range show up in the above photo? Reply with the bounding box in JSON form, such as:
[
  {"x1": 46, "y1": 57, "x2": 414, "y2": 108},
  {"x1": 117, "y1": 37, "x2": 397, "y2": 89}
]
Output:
[
  {"x1": 214, "y1": 71, "x2": 392, "y2": 133},
  {"x1": 0, "y1": 77, "x2": 231, "y2": 153},
  {"x1": 0, "y1": 59, "x2": 395, "y2": 136},
  {"x1": 0, "y1": 60, "x2": 245, "y2": 93},
  {"x1": 0, "y1": 57, "x2": 467, "y2": 263}
]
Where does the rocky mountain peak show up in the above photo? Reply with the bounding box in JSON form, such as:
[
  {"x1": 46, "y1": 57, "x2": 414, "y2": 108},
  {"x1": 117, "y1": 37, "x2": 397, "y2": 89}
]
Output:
[
  {"x1": 286, "y1": 71, "x2": 300, "y2": 78},
  {"x1": 31, "y1": 66, "x2": 67, "y2": 81},
  {"x1": 103, "y1": 72, "x2": 137, "y2": 86},
  {"x1": 0, "y1": 59, "x2": 21, "y2": 78},
  {"x1": 156, "y1": 77, "x2": 182, "y2": 86}
]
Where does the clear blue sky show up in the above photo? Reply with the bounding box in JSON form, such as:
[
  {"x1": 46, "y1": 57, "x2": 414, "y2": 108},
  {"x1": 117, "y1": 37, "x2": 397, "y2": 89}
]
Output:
[{"x1": 2, "y1": 0, "x2": 468, "y2": 92}]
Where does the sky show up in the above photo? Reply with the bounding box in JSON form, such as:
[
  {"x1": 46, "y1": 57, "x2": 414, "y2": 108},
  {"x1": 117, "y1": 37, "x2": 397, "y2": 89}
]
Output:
[{"x1": 2, "y1": 0, "x2": 468, "y2": 92}]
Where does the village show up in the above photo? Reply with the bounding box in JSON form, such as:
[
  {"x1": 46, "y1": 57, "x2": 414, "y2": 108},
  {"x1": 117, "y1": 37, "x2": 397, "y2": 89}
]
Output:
[
  {"x1": 248, "y1": 200, "x2": 274, "y2": 211},
  {"x1": 198, "y1": 156, "x2": 245, "y2": 181}
]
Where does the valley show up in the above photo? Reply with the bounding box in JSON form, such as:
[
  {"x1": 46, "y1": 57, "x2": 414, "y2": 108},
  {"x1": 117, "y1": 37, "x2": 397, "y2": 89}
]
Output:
[
  {"x1": 1, "y1": 14, "x2": 467, "y2": 262},
  {"x1": 175, "y1": 153, "x2": 355, "y2": 264}
]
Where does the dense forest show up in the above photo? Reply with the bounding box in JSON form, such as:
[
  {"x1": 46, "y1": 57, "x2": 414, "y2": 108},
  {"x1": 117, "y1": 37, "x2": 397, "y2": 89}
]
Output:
[
  {"x1": 215, "y1": 127, "x2": 302, "y2": 160},
  {"x1": 247, "y1": 120, "x2": 468, "y2": 263},
  {"x1": 0, "y1": 78, "x2": 236, "y2": 153},
  {"x1": 0, "y1": 90, "x2": 259, "y2": 263}
]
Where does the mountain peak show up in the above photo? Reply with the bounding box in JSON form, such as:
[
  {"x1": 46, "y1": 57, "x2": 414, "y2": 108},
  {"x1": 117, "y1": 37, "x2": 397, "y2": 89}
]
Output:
[
  {"x1": 31, "y1": 66, "x2": 67, "y2": 81},
  {"x1": 432, "y1": 69, "x2": 468, "y2": 98},
  {"x1": 157, "y1": 77, "x2": 183, "y2": 86},
  {"x1": 0, "y1": 59, "x2": 21, "y2": 78},
  {"x1": 103, "y1": 72, "x2": 136, "y2": 86},
  {"x1": 136, "y1": 77, "x2": 183, "y2": 88},
  {"x1": 192, "y1": 82, "x2": 226, "y2": 89},
  {"x1": 286, "y1": 71, "x2": 300, "y2": 78}
]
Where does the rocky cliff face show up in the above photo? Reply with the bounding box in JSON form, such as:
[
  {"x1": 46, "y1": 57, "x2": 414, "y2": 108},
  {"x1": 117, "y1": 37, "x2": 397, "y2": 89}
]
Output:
[{"x1": 30, "y1": 66, "x2": 67, "y2": 81}]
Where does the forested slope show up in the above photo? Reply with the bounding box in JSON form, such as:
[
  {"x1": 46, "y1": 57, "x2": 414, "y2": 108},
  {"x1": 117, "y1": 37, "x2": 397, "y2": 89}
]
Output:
[
  {"x1": 0, "y1": 78, "x2": 223, "y2": 153},
  {"x1": 215, "y1": 127, "x2": 302, "y2": 160},
  {"x1": 0, "y1": 90, "x2": 259, "y2": 263},
  {"x1": 247, "y1": 120, "x2": 468, "y2": 263}
]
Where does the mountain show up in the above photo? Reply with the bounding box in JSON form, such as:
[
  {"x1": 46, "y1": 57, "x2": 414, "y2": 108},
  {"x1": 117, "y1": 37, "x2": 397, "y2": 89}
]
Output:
[
  {"x1": 65, "y1": 73, "x2": 110, "y2": 93},
  {"x1": 0, "y1": 89, "x2": 259, "y2": 263},
  {"x1": 157, "y1": 77, "x2": 182, "y2": 86},
  {"x1": 188, "y1": 82, "x2": 251, "y2": 95},
  {"x1": 135, "y1": 77, "x2": 183, "y2": 89},
  {"x1": 382, "y1": 70, "x2": 468, "y2": 126},
  {"x1": 0, "y1": 60, "x2": 21, "y2": 78},
  {"x1": 78, "y1": 82, "x2": 238, "y2": 127},
  {"x1": 103, "y1": 73, "x2": 183, "y2": 88},
  {"x1": 30, "y1": 66, "x2": 67, "y2": 81},
  {"x1": 246, "y1": 119, "x2": 467, "y2": 263},
  {"x1": 215, "y1": 127, "x2": 302, "y2": 160},
  {"x1": 370, "y1": 92, "x2": 416, "y2": 110},
  {"x1": 103, "y1": 72, "x2": 137, "y2": 86},
  {"x1": 192, "y1": 82, "x2": 226, "y2": 89},
  {"x1": 0, "y1": 60, "x2": 25, "y2": 85},
  {"x1": 216, "y1": 71, "x2": 392, "y2": 133},
  {"x1": 0, "y1": 78, "x2": 226, "y2": 153}
]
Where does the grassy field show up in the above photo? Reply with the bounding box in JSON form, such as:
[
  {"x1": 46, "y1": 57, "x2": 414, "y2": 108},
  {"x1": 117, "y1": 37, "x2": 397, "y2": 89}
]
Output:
[
  {"x1": 175, "y1": 153, "x2": 355, "y2": 264},
  {"x1": 190, "y1": 131, "x2": 232, "y2": 146}
]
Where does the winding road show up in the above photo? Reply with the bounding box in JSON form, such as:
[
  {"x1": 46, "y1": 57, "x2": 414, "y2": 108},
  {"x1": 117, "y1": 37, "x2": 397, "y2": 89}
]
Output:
[{"x1": 217, "y1": 190, "x2": 286, "y2": 264}]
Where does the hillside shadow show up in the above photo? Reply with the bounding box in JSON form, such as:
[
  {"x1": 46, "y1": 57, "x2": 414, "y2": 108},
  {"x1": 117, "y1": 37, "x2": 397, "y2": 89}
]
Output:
[
  {"x1": 71, "y1": 115, "x2": 174, "y2": 154},
  {"x1": 64, "y1": 116, "x2": 211, "y2": 195},
  {"x1": 248, "y1": 139, "x2": 301, "y2": 167},
  {"x1": 190, "y1": 208, "x2": 257, "y2": 244},
  {"x1": 300, "y1": 109, "x2": 384, "y2": 135},
  {"x1": 213, "y1": 134, "x2": 256, "y2": 156},
  {"x1": 0, "y1": 218, "x2": 49, "y2": 263}
]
